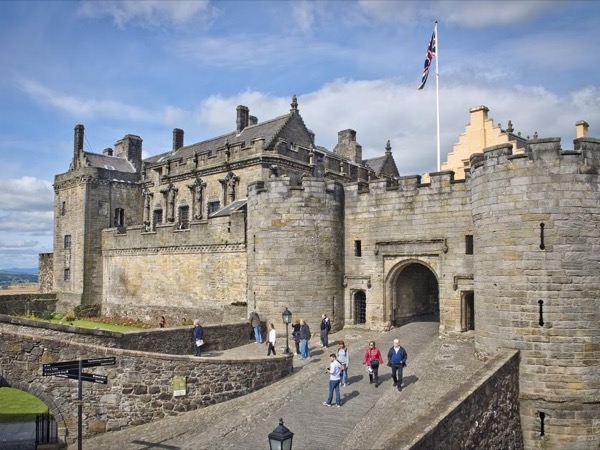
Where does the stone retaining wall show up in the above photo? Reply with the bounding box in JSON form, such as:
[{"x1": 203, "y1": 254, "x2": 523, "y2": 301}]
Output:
[
  {"x1": 0, "y1": 315, "x2": 262, "y2": 354},
  {"x1": 0, "y1": 294, "x2": 56, "y2": 317},
  {"x1": 386, "y1": 349, "x2": 522, "y2": 449},
  {"x1": 0, "y1": 323, "x2": 291, "y2": 445}
]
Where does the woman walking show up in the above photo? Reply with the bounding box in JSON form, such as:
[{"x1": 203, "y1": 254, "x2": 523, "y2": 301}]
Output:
[
  {"x1": 267, "y1": 323, "x2": 277, "y2": 356},
  {"x1": 336, "y1": 341, "x2": 349, "y2": 386},
  {"x1": 362, "y1": 340, "x2": 383, "y2": 387}
]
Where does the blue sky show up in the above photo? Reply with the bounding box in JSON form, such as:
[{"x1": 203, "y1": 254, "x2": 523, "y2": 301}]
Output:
[{"x1": 0, "y1": 0, "x2": 599, "y2": 270}]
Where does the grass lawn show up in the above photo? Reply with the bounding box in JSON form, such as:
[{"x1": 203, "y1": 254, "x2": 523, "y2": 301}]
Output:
[
  {"x1": 46, "y1": 318, "x2": 143, "y2": 332},
  {"x1": 0, "y1": 387, "x2": 48, "y2": 423}
]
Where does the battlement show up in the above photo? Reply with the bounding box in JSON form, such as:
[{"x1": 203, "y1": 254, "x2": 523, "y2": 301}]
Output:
[
  {"x1": 469, "y1": 135, "x2": 600, "y2": 176},
  {"x1": 247, "y1": 175, "x2": 344, "y2": 200}
]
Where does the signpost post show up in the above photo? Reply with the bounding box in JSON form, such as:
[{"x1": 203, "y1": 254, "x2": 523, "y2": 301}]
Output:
[{"x1": 42, "y1": 357, "x2": 115, "y2": 450}]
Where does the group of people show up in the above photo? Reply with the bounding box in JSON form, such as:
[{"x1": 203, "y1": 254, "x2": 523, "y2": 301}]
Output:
[
  {"x1": 194, "y1": 311, "x2": 407, "y2": 409},
  {"x1": 323, "y1": 338, "x2": 407, "y2": 408}
]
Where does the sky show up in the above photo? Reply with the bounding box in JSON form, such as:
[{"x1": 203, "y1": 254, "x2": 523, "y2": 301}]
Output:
[{"x1": 0, "y1": 0, "x2": 599, "y2": 270}]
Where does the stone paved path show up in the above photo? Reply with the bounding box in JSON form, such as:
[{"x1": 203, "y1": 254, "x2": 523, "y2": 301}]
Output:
[{"x1": 83, "y1": 319, "x2": 483, "y2": 450}]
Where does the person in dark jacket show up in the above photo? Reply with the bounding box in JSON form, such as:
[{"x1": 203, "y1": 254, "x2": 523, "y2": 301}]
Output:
[
  {"x1": 299, "y1": 319, "x2": 311, "y2": 360},
  {"x1": 387, "y1": 339, "x2": 407, "y2": 391},
  {"x1": 292, "y1": 319, "x2": 301, "y2": 355},
  {"x1": 192, "y1": 319, "x2": 204, "y2": 357},
  {"x1": 249, "y1": 311, "x2": 262, "y2": 343},
  {"x1": 320, "y1": 314, "x2": 331, "y2": 348}
]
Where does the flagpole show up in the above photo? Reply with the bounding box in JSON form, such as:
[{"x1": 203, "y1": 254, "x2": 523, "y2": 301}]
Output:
[{"x1": 435, "y1": 21, "x2": 440, "y2": 172}]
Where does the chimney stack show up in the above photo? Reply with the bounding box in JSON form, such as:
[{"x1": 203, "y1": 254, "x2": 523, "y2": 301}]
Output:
[
  {"x1": 576, "y1": 120, "x2": 589, "y2": 139},
  {"x1": 236, "y1": 105, "x2": 249, "y2": 133},
  {"x1": 103, "y1": 148, "x2": 113, "y2": 156},
  {"x1": 249, "y1": 115, "x2": 258, "y2": 126},
  {"x1": 173, "y1": 128, "x2": 184, "y2": 151}
]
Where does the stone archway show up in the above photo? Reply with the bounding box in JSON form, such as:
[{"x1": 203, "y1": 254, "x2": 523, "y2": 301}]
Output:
[{"x1": 389, "y1": 261, "x2": 439, "y2": 326}]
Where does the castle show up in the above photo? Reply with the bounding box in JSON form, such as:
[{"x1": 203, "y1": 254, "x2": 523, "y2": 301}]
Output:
[{"x1": 43, "y1": 97, "x2": 599, "y2": 448}]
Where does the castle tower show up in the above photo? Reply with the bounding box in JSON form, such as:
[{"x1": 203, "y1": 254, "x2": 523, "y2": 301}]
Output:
[
  {"x1": 53, "y1": 126, "x2": 143, "y2": 310},
  {"x1": 469, "y1": 132, "x2": 600, "y2": 448},
  {"x1": 246, "y1": 177, "x2": 345, "y2": 333}
]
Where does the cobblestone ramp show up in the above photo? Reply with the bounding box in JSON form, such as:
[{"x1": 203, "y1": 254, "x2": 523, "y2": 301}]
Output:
[{"x1": 83, "y1": 320, "x2": 484, "y2": 450}]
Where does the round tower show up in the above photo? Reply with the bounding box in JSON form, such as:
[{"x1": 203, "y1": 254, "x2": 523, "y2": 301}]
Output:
[
  {"x1": 246, "y1": 176, "x2": 345, "y2": 335},
  {"x1": 469, "y1": 137, "x2": 600, "y2": 449}
]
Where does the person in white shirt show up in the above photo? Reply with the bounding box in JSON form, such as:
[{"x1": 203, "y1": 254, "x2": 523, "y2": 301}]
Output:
[
  {"x1": 267, "y1": 323, "x2": 277, "y2": 356},
  {"x1": 323, "y1": 353, "x2": 342, "y2": 407}
]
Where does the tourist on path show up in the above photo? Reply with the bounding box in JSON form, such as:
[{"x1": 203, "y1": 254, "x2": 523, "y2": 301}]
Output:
[
  {"x1": 249, "y1": 311, "x2": 262, "y2": 343},
  {"x1": 299, "y1": 319, "x2": 311, "y2": 359},
  {"x1": 387, "y1": 339, "x2": 407, "y2": 391},
  {"x1": 159, "y1": 315, "x2": 166, "y2": 328},
  {"x1": 363, "y1": 340, "x2": 384, "y2": 387},
  {"x1": 267, "y1": 323, "x2": 277, "y2": 356},
  {"x1": 192, "y1": 320, "x2": 204, "y2": 357},
  {"x1": 292, "y1": 319, "x2": 301, "y2": 355},
  {"x1": 320, "y1": 314, "x2": 331, "y2": 348},
  {"x1": 323, "y1": 353, "x2": 343, "y2": 407},
  {"x1": 336, "y1": 341, "x2": 349, "y2": 386}
]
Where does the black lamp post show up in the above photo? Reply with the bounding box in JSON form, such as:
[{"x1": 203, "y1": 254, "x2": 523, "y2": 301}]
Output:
[
  {"x1": 268, "y1": 418, "x2": 294, "y2": 450},
  {"x1": 282, "y1": 307, "x2": 292, "y2": 355}
]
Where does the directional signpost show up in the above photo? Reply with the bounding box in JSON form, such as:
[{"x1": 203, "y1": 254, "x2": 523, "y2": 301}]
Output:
[{"x1": 42, "y1": 357, "x2": 116, "y2": 450}]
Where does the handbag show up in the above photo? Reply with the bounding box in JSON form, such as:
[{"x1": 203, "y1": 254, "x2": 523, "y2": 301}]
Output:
[
  {"x1": 196, "y1": 339, "x2": 204, "y2": 347},
  {"x1": 370, "y1": 359, "x2": 380, "y2": 368}
]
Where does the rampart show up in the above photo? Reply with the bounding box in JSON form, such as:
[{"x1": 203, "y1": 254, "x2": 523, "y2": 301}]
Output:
[
  {"x1": 101, "y1": 210, "x2": 248, "y2": 323},
  {"x1": 390, "y1": 349, "x2": 522, "y2": 449},
  {"x1": 0, "y1": 320, "x2": 291, "y2": 445}
]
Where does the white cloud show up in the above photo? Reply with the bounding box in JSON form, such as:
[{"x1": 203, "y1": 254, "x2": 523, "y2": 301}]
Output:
[
  {"x1": 77, "y1": 0, "x2": 217, "y2": 29},
  {"x1": 357, "y1": 0, "x2": 562, "y2": 28},
  {"x1": 0, "y1": 177, "x2": 53, "y2": 212},
  {"x1": 0, "y1": 211, "x2": 54, "y2": 233},
  {"x1": 188, "y1": 79, "x2": 600, "y2": 176},
  {"x1": 292, "y1": 1, "x2": 324, "y2": 34}
]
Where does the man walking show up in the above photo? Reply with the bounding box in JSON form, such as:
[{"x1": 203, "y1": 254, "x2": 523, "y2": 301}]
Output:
[
  {"x1": 323, "y1": 353, "x2": 342, "y2": 407},
  {"x1": 387, "y1": 339, "x2": 407, "y2": 391},
  {"x1": 320, "y1": 314, "x2": 331, "y2": 348},
  {"x1": 299, "y1": 319, "x2": 311, "y2": 359},
  {"x1": 249, "y1": 311, "x2": 262, "y2": 343}
]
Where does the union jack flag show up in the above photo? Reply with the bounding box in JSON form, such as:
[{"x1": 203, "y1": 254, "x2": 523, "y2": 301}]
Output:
[{"x1": 418, "y1": 26, "x2": 436, "y2": 90}]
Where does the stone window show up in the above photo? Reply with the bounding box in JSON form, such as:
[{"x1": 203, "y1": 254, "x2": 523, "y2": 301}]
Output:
[
  {"x1": 207, "y1": 201, "x2": 221, "y2": 216},
  {"x1": 114, "y1": 208, "x2": 125, "y2": 227},
  {"x1": 63, "y1": 235, "x2": 71, "y2": 250},
  {"x1": 354, "y1": 240, "x2": 362, "y2": 257},
  {"x1": 465, "y1": 235, "x2": 473, "y2": 255},
  {"x1": 61, "y1": 201, "x2": 66, "y2": 216},
  {"x1": 153, "y1": 209, "x2": 163, "y2": 231},
  {"x1": 178, "y1": 206, "x2": 190, "y2": 229},
  {"x1": 63, "y1": 268, "x2": 70, "y2": 282}
]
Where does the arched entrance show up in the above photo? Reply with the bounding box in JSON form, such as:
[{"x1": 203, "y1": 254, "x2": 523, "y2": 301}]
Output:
[{"x1": 391, "y1": 262, "x2": 439, "y2": 326}]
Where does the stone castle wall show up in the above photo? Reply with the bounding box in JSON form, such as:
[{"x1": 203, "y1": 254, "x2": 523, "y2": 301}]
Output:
[
  {"x1": 0, "y1": 320, "x2": 290, "y2": 444},
  {"x1": 344, "y1": 172, "x2": 473, "y2": 332},
  {"x1": 38, "y1": 253, "x2": 53, "y2": 294},
  {"x1": 101, "y1": 212, "x2": 248, "y2": 323},
  {"x1": 246, "y1": 177, "x2": 345, "y2": 333},
  {"x1": 394, "y1": 349, "x2": 522, "y2": 449},
  {"x1": 469, "y1": 137, "x2": 600, "y2": 449}
]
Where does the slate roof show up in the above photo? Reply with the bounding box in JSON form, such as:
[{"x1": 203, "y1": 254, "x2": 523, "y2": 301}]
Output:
[
  {"x1": 84, "y1": 152, "x2": 136, "y2": 173},
  {"x1": 209, "y1": 199, "x2": 247, "y2": 218},
  {"x1": 146, "y1": 113, "x2": 294, "y2": 165}
]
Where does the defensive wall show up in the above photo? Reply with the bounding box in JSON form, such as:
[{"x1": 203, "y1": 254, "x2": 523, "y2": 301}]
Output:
[
  {"x1": 0, "y1": 318, "x2": 290, "y2": 445},
  {"x1": 393, "y1": 349, "x2": 522, "y2": 449},
  {"x1": 470, "y1": 137, "x2": 600, "y2": 449},
  {"x1": 344, "y1": 171, "x2": 473, "y2": 333},
  {"x1": 101, "y1": 210, "x2": 248, "y2": 324}
]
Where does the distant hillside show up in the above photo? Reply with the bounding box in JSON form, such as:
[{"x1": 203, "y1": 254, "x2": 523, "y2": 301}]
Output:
[{"x1": 0, "y1": 268, "x2": 38, "y2": 285}]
